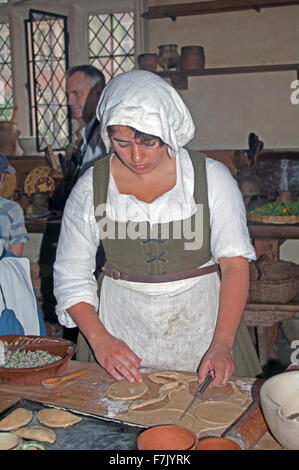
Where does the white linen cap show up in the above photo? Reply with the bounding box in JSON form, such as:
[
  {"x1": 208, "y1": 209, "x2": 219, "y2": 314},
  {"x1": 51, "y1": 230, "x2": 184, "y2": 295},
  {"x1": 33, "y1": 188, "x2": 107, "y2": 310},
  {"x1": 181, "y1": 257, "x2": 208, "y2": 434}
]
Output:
[{"x1": 96, "y1": 70, "x2": 195, "y2": 157}]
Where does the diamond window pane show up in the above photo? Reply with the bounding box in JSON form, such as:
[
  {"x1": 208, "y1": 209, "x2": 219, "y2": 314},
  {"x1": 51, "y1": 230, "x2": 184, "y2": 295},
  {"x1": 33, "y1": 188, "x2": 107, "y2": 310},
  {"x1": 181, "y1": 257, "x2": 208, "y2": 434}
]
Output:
[
  {"x1": 88, "y1": 11, "x2": 135, "y2": 83},
  {"x1": 0, "y1": 22, "x2": 14, "y2": 121},
  {"x1": 26, "y1": 11, "x2": 70, "y2": 151}
]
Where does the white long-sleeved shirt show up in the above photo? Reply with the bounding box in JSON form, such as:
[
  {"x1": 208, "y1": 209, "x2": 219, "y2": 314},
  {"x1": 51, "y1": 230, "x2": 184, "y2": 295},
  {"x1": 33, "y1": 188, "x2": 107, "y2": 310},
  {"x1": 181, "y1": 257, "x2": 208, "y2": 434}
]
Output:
[
  {"x1": 53, "y1": 149, "x2": 255, "y2": 370},
  {"x1": 54, "y1": 150, "x2": 255, "y2": 327}
]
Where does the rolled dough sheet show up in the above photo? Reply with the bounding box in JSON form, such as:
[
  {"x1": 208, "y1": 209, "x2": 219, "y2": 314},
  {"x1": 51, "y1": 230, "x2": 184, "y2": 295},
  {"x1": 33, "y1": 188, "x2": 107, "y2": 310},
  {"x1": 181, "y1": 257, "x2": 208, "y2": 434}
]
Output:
[
  {"x1": 115, "y1": 371, "x2": 251, "y2": 435},
  {"x1": 193, "y1": 401, "x2": 244, "y2": 425},
  {"x1": 106, "y1": 380, "x2": 149, "y2": 400}
]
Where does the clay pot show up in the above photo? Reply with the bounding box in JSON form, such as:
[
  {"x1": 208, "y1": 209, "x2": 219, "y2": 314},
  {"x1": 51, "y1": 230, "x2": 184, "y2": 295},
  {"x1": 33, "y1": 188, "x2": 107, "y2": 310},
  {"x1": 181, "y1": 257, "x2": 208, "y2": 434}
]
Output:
[
  {"x1": 137, "y1": 425, "x2": 198, "y2": 450},
  {"x1": 0, "y1": 121, "x2": 23, "y2": 156},
  {"x1": 196, "y1": 436, "x2": 241, "y2": 450},
  {"x1": 138, "y1": 53, "x2": 158, "y2": 72},
  {"x1": 158, "y1": 45, "x2": 180, "y2": 71},
  {"x1": 32, "y1": 192, "x2": 49, "y2": 214},
  {"x1": 180, "y1": 46, "x2": 205, "y2": 70},
  {"x1": 0, "y1": 335, "x2": 76, "y2": 386}
]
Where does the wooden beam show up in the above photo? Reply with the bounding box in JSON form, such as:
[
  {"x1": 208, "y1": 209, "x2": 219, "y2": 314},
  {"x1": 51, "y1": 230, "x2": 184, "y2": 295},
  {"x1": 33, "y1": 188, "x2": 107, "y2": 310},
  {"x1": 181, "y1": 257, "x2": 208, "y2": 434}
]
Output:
[{"x1": 142, "y1": 0, "x2": 299, "y2": 19}]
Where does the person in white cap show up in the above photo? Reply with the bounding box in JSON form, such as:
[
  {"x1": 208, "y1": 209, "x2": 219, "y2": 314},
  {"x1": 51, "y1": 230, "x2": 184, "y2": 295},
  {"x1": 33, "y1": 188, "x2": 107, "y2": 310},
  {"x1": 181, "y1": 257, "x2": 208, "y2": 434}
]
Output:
[
  {"x1": 0, "y1": 152, "x2": 29, "y2": 256},
  {"x1": 54, "y1": 70, "x2": 262, "y2": 387}
]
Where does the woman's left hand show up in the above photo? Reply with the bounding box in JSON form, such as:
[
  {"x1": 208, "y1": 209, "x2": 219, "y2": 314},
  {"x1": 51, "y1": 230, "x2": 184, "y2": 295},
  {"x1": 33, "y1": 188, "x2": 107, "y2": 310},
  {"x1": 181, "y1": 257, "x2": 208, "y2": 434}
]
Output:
[{"x1": 197, "y1": 343, "x2": 235, "y2": 387}]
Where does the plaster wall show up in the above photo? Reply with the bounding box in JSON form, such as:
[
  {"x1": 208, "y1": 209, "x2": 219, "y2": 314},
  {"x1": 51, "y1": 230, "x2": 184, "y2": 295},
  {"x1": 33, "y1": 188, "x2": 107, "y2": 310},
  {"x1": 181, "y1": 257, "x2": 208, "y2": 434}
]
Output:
[
  {"x1": 147, "y1": 2, "x2": 299, "y2": 262},
  {"x1": 147, "y1": 2, "x2": 299, "y2": 150}
]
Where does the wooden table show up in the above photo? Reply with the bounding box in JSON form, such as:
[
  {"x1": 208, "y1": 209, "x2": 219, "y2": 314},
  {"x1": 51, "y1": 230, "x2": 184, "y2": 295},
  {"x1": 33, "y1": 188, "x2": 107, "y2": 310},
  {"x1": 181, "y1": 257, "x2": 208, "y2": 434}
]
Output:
[
  {"x1": 246, "y1": 221, "x2": 299, "y2": 363},
  {"x1": 247, "y1": 221, "x2": 299, "y2": 261},
  {"x1": 0, "y1": 360, "x2": 280, "y2": 450},
  {"x1": 244, "y1": 301, "x2": 299, "y2": 366}
]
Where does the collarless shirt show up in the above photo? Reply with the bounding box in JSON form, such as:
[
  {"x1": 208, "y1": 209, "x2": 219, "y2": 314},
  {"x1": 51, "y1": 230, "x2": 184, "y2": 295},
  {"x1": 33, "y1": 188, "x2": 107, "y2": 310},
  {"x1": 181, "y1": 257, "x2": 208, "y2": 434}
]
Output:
[{"x1": 54, "y1": 149, "x2": 255, "y2": 330}]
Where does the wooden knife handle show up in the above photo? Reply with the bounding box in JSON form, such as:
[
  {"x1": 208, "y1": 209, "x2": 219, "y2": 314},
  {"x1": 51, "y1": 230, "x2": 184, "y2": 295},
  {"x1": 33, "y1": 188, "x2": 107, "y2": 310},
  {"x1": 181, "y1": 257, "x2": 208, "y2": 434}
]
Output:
[{"x1": 222, "y1": 401, "x2": 268, "y2": 449}]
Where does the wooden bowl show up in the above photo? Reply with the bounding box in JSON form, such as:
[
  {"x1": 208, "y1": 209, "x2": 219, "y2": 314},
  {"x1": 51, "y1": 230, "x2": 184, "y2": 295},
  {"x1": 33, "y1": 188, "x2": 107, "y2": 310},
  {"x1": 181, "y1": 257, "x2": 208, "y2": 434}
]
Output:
[
  {"x1": 196, "y1": 436, "x2": 241, "y2": 450},
  {"x1": 0, "y1": 335, "x2": 76, "y2": 385},
  {"x1": 137, "y1": 425, "x2": 198, "y2": 450}
]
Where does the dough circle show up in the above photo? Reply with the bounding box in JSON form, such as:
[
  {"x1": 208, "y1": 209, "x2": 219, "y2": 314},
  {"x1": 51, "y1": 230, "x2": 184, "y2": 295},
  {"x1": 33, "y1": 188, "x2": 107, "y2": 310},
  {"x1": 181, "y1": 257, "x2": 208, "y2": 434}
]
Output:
[
  {"x1": 194, "y1": 401, "x2": 244, "y2": 425},
  {"x1": 107, "y1": 381, "x2": 149, "y2": 400}
]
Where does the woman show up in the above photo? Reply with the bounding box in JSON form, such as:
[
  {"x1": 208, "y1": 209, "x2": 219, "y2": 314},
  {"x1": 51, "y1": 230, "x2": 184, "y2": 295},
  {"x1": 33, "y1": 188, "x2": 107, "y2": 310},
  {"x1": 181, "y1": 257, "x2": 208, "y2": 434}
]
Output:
[{"x1": 54, "y1": 70, "x2": 261, "y2": 387}]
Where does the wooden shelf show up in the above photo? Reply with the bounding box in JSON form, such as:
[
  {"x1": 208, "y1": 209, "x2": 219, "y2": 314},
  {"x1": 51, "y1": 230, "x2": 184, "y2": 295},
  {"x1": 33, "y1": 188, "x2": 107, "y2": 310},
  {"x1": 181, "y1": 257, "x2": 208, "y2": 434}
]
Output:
[
  {"x1": 157, "y1": 63, "x2": 299, "y2": 77},
  {"x1": 142, "y1": 0, "x2": 299, "y2": 20},
  {"x1": 156, "y1": 63, "x2": 299, "y2": 89}
]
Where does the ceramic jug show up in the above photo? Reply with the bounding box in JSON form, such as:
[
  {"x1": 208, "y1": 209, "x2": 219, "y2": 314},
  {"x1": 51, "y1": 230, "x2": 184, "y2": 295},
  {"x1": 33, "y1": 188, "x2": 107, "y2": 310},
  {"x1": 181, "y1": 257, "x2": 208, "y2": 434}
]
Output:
[{"x1": 158, "y1": 45, "x2": 180, "y2": 71}]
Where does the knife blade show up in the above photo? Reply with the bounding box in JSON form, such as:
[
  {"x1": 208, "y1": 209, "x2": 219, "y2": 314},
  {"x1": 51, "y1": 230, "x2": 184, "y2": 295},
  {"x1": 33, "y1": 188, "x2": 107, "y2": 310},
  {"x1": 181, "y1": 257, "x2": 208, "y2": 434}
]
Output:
[{"x1": 180, "y1": 369, "x2": 215, "y2": 419}]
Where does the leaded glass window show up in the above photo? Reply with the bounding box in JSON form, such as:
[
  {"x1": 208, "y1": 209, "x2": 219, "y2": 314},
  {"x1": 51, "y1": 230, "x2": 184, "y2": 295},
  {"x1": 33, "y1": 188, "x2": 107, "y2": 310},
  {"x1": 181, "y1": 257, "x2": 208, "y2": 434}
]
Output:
[
  {"x1": 88, "y1": 11, "x2": 135, "y2": 83},
  {"x1": 26, "y1": 9, "x2": 71, "y2": 151},
  {"x1": 0, "y1": 22, "x2": 13, "y2": 121}
]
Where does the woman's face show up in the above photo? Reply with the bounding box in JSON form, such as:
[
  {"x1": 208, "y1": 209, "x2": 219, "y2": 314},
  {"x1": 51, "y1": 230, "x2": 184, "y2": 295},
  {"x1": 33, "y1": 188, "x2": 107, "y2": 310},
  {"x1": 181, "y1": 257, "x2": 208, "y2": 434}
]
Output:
[{"x1": 109, "y1": 125, "x2": 169, "y2": 175}]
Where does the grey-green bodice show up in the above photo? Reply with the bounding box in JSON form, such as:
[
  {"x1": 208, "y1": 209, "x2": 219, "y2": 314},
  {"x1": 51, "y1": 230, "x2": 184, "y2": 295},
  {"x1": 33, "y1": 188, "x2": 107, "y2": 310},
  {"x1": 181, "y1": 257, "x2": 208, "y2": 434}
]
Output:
[{"x1": 93, "y1": 151, "x2": 211, "y2": 275}]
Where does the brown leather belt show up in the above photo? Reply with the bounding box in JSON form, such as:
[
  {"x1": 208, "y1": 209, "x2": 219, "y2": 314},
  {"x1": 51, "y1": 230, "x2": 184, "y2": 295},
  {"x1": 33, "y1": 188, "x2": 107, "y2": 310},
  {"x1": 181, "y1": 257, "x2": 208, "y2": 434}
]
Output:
[{"x1": 102, "y1": 262, "x2": 218, "y2": 283}]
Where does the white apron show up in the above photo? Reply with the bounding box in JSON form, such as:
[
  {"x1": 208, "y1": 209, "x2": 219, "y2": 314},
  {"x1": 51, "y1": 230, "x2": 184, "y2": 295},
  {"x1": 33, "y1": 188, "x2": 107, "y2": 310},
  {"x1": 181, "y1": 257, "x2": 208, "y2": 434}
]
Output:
[{"x1": 99, "y1": 259, "x2": 220, "y2": 372}]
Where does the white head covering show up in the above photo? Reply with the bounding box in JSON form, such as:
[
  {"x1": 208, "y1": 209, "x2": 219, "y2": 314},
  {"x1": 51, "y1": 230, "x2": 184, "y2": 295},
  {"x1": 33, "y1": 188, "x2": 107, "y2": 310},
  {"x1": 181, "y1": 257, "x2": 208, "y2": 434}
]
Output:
[{"x1": 96, "y1": 70, "x2": 195, "y2": 157}]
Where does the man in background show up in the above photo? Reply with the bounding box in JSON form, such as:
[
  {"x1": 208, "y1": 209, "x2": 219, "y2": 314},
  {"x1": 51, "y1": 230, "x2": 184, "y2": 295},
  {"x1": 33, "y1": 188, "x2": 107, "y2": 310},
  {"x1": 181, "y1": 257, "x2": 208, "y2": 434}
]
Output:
[
  {"x1": 65, "y1": 64, "x2": 107, "y2": 273},
  {"x1": 66, "y1": 64, "x2": 107, "y2": 177},
  {"x1": 59, "y1": 65, "x2": 107, "y2": 344}
]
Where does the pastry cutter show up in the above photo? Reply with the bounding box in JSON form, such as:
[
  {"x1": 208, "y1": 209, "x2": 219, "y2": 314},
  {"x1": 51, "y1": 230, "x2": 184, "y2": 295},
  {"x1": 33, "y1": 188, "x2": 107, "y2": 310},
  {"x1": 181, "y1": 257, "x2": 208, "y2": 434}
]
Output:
[{"x1": 180, "y1": 369, "x2": 215, "y2": 419}]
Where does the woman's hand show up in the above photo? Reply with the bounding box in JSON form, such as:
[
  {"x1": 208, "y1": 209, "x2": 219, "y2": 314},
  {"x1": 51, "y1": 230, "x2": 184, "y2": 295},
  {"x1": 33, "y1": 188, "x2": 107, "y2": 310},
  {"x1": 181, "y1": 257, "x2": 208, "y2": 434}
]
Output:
[
  {"x1": 197, "y1": 343, "x2": 235, "y2": 387},
  {"x1": 91, "y1": 332, "x2": 143, "y2": 384},
  {"x1": 196, "y1": 256, "x2": 249, "y2": 388},
  {"x1": 67, "y1": 302, "x2": 143, "y2": 384}
]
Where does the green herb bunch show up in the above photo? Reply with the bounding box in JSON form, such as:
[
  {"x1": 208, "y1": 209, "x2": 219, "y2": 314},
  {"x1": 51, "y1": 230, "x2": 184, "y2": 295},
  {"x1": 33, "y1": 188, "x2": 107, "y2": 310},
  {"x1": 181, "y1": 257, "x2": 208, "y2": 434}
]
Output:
[{"x1": 250, "y1": 199, "x2": 299, "y2": 216}]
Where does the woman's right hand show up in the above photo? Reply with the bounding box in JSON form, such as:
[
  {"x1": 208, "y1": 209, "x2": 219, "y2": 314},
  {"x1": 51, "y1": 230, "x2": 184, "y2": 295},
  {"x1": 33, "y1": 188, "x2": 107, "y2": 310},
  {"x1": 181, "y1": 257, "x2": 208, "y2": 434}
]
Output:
[
  {"x1": 91, "y1": 332, "x2": 143, "y2": 384},
  {"x1": 67, "y1": 303, "x2": 143, "y2": 384}
]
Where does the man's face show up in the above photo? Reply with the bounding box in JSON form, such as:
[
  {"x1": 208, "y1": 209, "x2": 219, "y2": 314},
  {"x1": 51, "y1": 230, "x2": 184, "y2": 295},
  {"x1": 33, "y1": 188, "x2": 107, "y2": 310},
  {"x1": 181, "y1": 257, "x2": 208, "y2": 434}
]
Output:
[{"x1": 66, "y1": 71, "x2": 96, "y2": 120}]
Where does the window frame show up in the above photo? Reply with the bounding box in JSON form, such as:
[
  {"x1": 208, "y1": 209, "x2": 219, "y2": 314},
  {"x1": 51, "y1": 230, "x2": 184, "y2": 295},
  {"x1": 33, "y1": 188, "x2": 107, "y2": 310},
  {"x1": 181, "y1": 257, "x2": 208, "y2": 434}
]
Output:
[
  {"x1": 88, "y1": 10, "x2": 136, "y2": 82},
  {"x1": 25, "y1": 9, "x2": 71, "y2": 151},
  {"x1": 0, "y1": 19, "x2": 14, "y2": 121}
]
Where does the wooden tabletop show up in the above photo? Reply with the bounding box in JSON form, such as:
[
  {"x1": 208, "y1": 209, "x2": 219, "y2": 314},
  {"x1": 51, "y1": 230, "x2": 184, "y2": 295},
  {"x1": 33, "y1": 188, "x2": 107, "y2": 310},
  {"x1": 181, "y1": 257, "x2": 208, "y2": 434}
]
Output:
[
  {"x1": 0, "y1": 360, "x2": 280, "y2": 450},
  {"x1": 247, "y1": 221, "x2": 299, "y2": 240}
]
